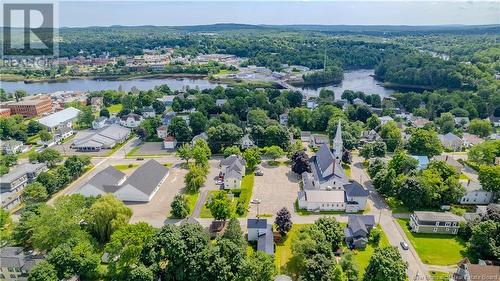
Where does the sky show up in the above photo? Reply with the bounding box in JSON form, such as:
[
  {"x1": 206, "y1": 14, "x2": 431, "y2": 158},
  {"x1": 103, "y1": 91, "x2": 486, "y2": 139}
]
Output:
[{"x1": 3, "y1": 1, "x2": 500, "y2": 27}]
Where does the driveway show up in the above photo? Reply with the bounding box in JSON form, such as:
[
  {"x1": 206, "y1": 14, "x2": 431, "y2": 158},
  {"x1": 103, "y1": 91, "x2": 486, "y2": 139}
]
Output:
[
  {"x1": 129, "y1": 164, "x2": 187, "y2": 227},
  {"x1": 248, "y1": 162, "x2": 300, "y2": 217}
]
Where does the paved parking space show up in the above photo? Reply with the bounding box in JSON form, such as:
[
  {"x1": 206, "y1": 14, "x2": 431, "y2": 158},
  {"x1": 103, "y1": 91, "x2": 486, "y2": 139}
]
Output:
[
  {"x1": 130, "y1": 142, "x2": 172, "y2": 156},
  {"x1": 248, "y1": 163, "x2": 300, "y2": 217},
  {"x1": 128, "y1": 164, "x2": 187, "y2": 227}
]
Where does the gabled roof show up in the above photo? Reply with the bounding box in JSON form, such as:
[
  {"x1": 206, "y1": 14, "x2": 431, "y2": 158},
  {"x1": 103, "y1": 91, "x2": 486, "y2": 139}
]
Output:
[
  {"x1": 347, "y1": 215, "x2": 375, "y2": 237},
  {"x1": 220, "y1": 154, "x2": 246, "y2": 167},
  {"x1": 0, "y1": 163, "x2": 46, "y2": 183},
  {"x1": 121, "y1": 160, "x2": 169, "y2": 196},
  {"x1": 37, "y1": 107, "x2": 81, "y2": 128},
  {"x1": 82, "y1": 166, "x2": 126, "y2": 192},
  {"x1": 413, "y1": 211, "x2": 463, "y2": 223},
  {"x1": 247, "y1": 218, "x2": 267, "y2": 229},
  {"x1": 121, "y1": 113, "x2": 142, "y2": 121},
  {"x1": 344, "y1": 181, "x2": 369, "y2": 197},
  {"x1": 315, "y1": 143, "x2": 334, "y2": 173},
  {"x1": 192, "y1": 132, "x2": 208, "y2": 142}
]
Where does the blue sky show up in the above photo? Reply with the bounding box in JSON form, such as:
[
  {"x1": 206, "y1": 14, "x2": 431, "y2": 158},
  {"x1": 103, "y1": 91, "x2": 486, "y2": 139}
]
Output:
[{"x1": 38, "y1": 1, "x2": 500, "y2": 27}]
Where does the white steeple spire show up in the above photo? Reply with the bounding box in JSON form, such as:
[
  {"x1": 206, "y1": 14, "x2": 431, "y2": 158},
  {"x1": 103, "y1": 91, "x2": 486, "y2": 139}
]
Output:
[{"x1": 333, "y1": 119, "x2": 343, "y2": 159}]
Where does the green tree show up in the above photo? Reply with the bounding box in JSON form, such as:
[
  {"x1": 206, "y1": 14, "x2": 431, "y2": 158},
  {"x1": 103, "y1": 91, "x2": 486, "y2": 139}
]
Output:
[
  {"x1": 192, "y1": 139, "x2": 211, "y2": 167},
  {"x1": 222, "y1": 146, "x2": 241, "y2": 157},
  {"x1": 176, "y1": 143, "x2": 193, "y2": 164},
  {"x1": 478, "y1": 165, "x2": 500, "y2": 192},
  {"x1": 360, "y1": 143, "x2": 374, "y2": 160},
  {"x1": 77, "y1": 107, "x2": 95, "y2": 128},
  {"x1": 185, "y1": 163, "x2": 207, "y2": 192},
  {"x1": 468, "y1": 220, "x2": 499, "y2": 260},
  {"x1": 47, "y1": 238, "x2": 100, "y2": 280},
  {"x1": 468, "y1": 140, "x2": 499, "y2": 165},
  {"x1": 239, "y1": 251, "x2": 275, "y2": 281},
  {"x1": 87, "y1": 194, "x2": 132, "y2": 244},
  {"x1": 340, "y1": 252, "x2": 359, "y2": 281},
  {"x1": 398, "y1": 177, "x2": 429, "y2": 210},
  {"x1": 171, "y1": 194, "x2": 189, "y2": 219},
  {"x1": 28, "y1": 261, "x2": 58, "y2": 281},
  {"x1": 27, "y1": 120, "x2": 43, "y2": 135},
  {"x1": 106, "y1": 222, "x2": 156, "y2": 280},
  {"x1": 208, "y1": 123, "x2": 243, "y2": 152},
  {"x1": 363, "y1": 247, "x2": 407, "y2": 281},
  {"x1": 207, "y1": 191, "x2": 231, "y2": 221},
  {"x1": 247, "y1": 109, "x2": 269, "y2": 127},
  {"x1": 378, "y1": 121, "x2": 402, "y2": 152},
  {"x1": 407, "y1": 129, "x2": 443, "y2": 157},
  {"x1": 37, "y1": 148, "x2": 62, "y2": 167},
  {"x1": 23, "y1": 182, "x2": 48, "y2": 204},
  {"x1": 99, "y1": 108, "x2": 110, "y2": 117},
  {"x1": 243, "y1": 147, "x2": 261, "y2": 171},
  {"x1": 168, "y1": 117, "x2": 192, "y2": 142},
  {"x1": 468, "y1": 119, "x2": 493, "y2": 138},
  {"x1": 388, "y1": 150, "x2": 418, "y2": 175},
  {"x1": 189, "y1": 112, "x2": 208, "y2": 135},
  {"x1": 314, "y1": 217, "x2": 344, "y2": 251},
  {"x1": 366, "y1": 115, "x2": 381, "y2": 130},
  {"x1": 129, "y1": 265, "x2": 154, "y2": 281},
  {"x1": 437, "y1": 112, "x2": 456, "y2": 134},
  {"x1": 36, "y1": 172, "x2": 59, "y2": 194},
  {"x1": 39, "y1": 130, "x2": 53, "y2": 142},
  {"x1": 221, "y1": 218, "x2": 246, "y2": 249},
  {"x1": 264, "y1": 145, "x2": 285, "y2": 162}
]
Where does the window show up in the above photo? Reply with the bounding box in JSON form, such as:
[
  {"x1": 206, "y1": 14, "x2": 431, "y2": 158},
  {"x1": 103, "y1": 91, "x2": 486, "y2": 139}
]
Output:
[
  {"x1": 452, "y1": 229, "x2": 458, "y2": 234},
  {"x1": 7, "y1": 268, "x2": 13, "y2": 272},
  {"x1": 445, "y1": 222, "x2": 451, "y2": 227},
  {"x1": 452, "y1": 222, "x2": 457, "y2": 226},
  {"x1": 10, "y1": 274, "x2": 16, "y2": 278},
  {"x1": 446, "y1": 228, "x2": 450, "y2": 232},
  {"x1": 435, "y1": 222, "x2": 439, "y2": 226},
  {"x1": 433, "y1": 228, "x2": 437, "y2": 232}
]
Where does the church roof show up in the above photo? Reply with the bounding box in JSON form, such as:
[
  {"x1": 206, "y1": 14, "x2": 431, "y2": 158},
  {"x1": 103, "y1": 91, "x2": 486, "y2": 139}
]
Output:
[{"x1": 316, "y1": 143, "x2": 334, "y2": 173}]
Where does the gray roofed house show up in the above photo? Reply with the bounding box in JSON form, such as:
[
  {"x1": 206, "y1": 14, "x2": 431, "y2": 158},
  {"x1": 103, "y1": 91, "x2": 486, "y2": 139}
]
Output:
[
  {"x1": 247, "y1": 218, "x2": 268, "y2": 229},
  {"x1": 345, "y1": 181, "x2": 370, "y2": 198},
  {"x1": 362, "y1": 130, "x2": 382, "y2": 143},
  {"x1": 247, "y1": 219, "x2": 274, "y2": 255},
  {"x1": 410, "y1": 211, "x2": 463, "y2": 234},
  {"x1": 344, "y1": 215, "x2": 375, "y2": 249},
  {"x1": 1, "y1": 140, "x2": 25, "y2": 155},
  {"x1": 191, "y1": 132, "x2": 208, "y2": 145},
  {"x1": 432, "y1": 155, "x2": 464, "y2": 173},
  {"x1": 439, "y1": 132, "x2": 462, "y2": 150},
  {"x1": 75, "y1": 160, "x2": 169, "y2": 202},
  {"x1": 216, "y1": 99, "x2": 227, "y2": 106},
  {"x1": 221, "y1": 155, "x2": 246, "y2": 189},
  {"x1": 1, "y1": 162, "x2": 48, "y2": 197},
  {"x1": 0, "y1": 247, "x2": 44, "y2": 278}
]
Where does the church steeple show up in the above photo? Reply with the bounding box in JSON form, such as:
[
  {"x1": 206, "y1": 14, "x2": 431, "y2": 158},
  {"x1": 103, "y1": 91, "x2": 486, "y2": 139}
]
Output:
[{"x1": 333, "y1": 119, "x2": 343, "y2": 159}]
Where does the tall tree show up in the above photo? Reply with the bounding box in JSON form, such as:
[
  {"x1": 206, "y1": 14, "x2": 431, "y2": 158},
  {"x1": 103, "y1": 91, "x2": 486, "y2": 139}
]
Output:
[
  {"x1": 363, "y1": 247, "x2": 407, "y2": 281},
  {"x1": 28, "y1": 261, "x2": 58, "y2": 281},
  {"x1": 86, "y1": 194, "x2": 132, "y2": 243},
  {"x1": 170, "y1": 194, "x2": 189, "y2": 219},
  {"x1": 275, "y1": 207, "x2": 292, "y2": 236},
  {"x1": 207, "y1": 191, "x2": 232, "y2": 221},
  {"x1": 406, "y1": 129, "x2": 443, "y2": 157}
]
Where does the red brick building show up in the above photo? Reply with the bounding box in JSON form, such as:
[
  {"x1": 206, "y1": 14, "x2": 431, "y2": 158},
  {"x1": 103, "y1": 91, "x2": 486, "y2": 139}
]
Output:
[
  {"x1": 0, "y1": 108, "x2": 11, "y2": 117},
  {"x1": 5, "y1": 96, "x2": 52, "y2": 117}
]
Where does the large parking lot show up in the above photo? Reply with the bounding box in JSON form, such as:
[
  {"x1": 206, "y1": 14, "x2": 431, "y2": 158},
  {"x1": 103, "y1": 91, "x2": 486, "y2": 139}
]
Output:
[
  {"x1": 129, "y1": 142, "x2": 172, "y2": 156},
  {"x1": 248, "y1": 162, "x2": 300, "y2": 217}
]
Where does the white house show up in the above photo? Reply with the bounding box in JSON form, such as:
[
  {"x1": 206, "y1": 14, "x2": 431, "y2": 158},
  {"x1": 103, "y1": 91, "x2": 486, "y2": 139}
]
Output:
[
  {"x1": 157, "y1": 125, "x2": 169, "y2": 139},
  {"x1": 55, "y1": 126, "x2": 74, "y2": 142},
  {"x1": 216, "y1": 99, "x2": 227, "y2": 107},
  {"x1": 191, "y1": 132, "x2": 208, "y2": 145},
  {"x1": 247, "y1": 218, "x2": 274, "y2": 255},
  {"x1": 306, "y1": 99, "x2": 318, "y2": 109},
  {"x1": 279, "y1": 113, "x2": 288, "y2": 125},
  {"x1": 1, "y1": 140, "x2": 25, "y2": 155},
  {"x1": 92, "y1": 116, "x2": 108, "y2": 130},
  {"x1": 163, "y1": 136, "x2": 177, "y2": 150},
  {"x1": 489, "y1": 116, "x2": 500, "y2": 127},
  {"x1": 75, "y1": 160, "x2": 168, "y2": 202},
  {"x1": 220, "y1": 155, "x2": 246, "y2": 189},
  {"x1": 142, "y1": 106, "x2": 156, "y2": 118},
  {"x1": 240, "y1": 134, "x2": 255, "y2": 149},
  {"x1": 120, "y1": 113, "x2": 143, "y2": 128},
  {"x1": 379, "y1": 116, "x2": 394, "y2": 125},
  {"x1": 459, "y1": 180, "x2": 494, "y2": 205}
]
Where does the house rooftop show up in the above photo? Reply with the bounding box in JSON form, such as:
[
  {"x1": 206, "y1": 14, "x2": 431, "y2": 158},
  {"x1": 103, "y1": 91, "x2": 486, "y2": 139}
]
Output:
[
  {"x1": 0, "y1": 162, "x2": 46, "y2": 183},
  {"x1": 120, "y1": 159, "x2": 169, "y2": 197},
  {"x1": 247, "y1": 218, "x2": 268, "y2": 229},
  {"x1": 37, "y1": 107, "x2": 81, "y2": 128},
  {"x1": 344, "y1": 181, "x2": 369, "y2": 197},
  {"x1": 413, "y1": 211, "x2": 463, "y2": 222},
  {"x1": 301, "y1": 190, "x2": 345, "y2": 203}
]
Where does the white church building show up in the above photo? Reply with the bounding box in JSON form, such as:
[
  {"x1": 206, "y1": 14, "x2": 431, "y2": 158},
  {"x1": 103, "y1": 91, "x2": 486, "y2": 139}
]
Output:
[{"x1": 297, "y1": 120, "x2": 369, "y2": 213}]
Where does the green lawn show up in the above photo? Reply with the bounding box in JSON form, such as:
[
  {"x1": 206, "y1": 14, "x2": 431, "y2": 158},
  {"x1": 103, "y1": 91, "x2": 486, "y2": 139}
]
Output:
[
  {"x1": 350, "y1": 226, "x2": 390, "y2": 277},
  {"x1": 429, "y1": 271, "x2": 451, "y2": 281},
  {"x1": 396, "y1": 219, "x2": 468, "y2": 265},
  {"x1": 275, "y1": 224, "x2": 307, "y2": 274},
  {"x1": 459, "y1": 173, "x2": 469, "y2": 180},
  {"x1": 386, "y1": 197, "x2": 410, "y2": 214},
  {"x1": 200, "y1": 174, "x2": 255, "y2": 218},
  {"x1": 113, "y1": 164, "x2": 138, "y2": 171},
  {"x1": 184, "y1": 191, "x2": 199, "y2": 216},
  {"x1": 107, "y1": 104, "x2": 123, "y2": 113}
]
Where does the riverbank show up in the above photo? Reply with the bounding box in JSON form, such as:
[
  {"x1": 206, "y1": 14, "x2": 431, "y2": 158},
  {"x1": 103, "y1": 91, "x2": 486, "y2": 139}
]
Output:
[
  {"x1": 370, "y1": 74, "x2": 435, "y2": 92},
  {"x1": 209, "y1": 76, "x2": 283, "y2": 89},
  {"x1": 0, "y1": 72, "x2": 208, "y2": 83}
]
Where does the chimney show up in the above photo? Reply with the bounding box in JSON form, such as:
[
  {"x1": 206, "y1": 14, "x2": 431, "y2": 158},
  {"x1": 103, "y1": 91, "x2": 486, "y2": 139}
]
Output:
[
  {"x1": 446, "y1": 155, "x2": 449, "y2": 161},
  {"x1": 467, "y1": 179, "x2": 471, "y2": 186}
]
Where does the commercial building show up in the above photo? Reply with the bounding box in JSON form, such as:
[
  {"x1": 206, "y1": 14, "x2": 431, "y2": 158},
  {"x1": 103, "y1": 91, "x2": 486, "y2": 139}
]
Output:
[
  {"x1": 72, "y1": 124, "x2": 131, "y2": 152},
  {"x1": 37, "y1": 107, "x2": 81, "y2": 131},
  {"x1": 4, "y1": 96, "x2": 52, "y2": 117},
  {"x1": 0, "y1": 108, "x2": 11, "y2": 117}
]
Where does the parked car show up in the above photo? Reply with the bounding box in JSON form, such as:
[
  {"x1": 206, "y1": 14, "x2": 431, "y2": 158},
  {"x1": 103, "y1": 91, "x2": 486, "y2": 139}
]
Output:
[
  {"x1": 400, "y1": 241, "x2": 409, "y2": 250},
  {"x1": 136, "y1": 157, "x2": 144, "y2": 161},
  {"x1": 254, "y1": 170, "x2": 264, "y2": 176}
]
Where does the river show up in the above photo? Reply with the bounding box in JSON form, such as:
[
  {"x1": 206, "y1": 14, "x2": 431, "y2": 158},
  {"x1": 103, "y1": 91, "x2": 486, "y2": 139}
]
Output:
[{"x1": 0, "y1": 69, "x2": 394, "y2": 98}]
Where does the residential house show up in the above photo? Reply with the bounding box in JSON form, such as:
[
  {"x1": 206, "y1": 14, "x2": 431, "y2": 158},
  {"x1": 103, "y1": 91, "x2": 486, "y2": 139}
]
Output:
[
  {"x1": 220, "y1": 155, "x2": 246, "y2": 189},
  {"x1": 298, "y1": 121, "x2": 369, "y2": 212},
  {"x1": 300, "y1": 131, "x2": 312, "y2": 142},
  {"x1": 37, "y1": 107, "x2": 81, "y2": 131},
  {"x1": 72, "y1": 124, "x2": 131, "y2": 152},
  {"x1": 432, "y1": 155, "x2": 464, "y2": 173},
  {"x1": 453, "y1": 258, "x2": 500, "y2": 281},
  {"x1": 92, "y1": 116, "x2": 108, "y2": 130},
  {"x1": 55, "y1": 126, "x2": 74, "y2": 142},
  {"x1": 120, "y1": 113, "x2": 143, "y2": 128},
  {"x1": 362, "y1": 130, "x2": 382, "y2": 143},
  {"x1": 157, "y1": 125, "x2": 169, "y2": 139},
  {"x1": 439, "y1": 132, "x2": 462, "y2": 151},
  {"x1": 310, "y1": 135, "x2": 329, "y2": 148},
  {"x1": 454, "y1": 117, "x2": 470, "y2": 127},
  {"x1": 192, "y1": 132, "x2": 208, "y2": 145},
  {"x1": 240, "y1": 134, "x2": 255, "y2": 149},
  {"x1": 1, "y1": 163, "x2": 47, "y2": 210},
  {"x1": 459, "y1": 180, "x2": 494, "y2": 205},
  {"x1": 216, "y1": 99, "x2": 227, "y2": 107},
  {"x1": 161, "y1": 112, "x2": 176, "y2": 125},
  {"x1": 157, "y1": 95, "x2": 175, "y2": 106},
  {"x1": 142, "y1": 106, "x2": 156, "y2": 118},
  {"x1": 163, "y1": 136, "x2": 177, "y2": 150},
  {"x1": 352, "y1": 98, "x2": 366, "y2": 106},
  {"x1": 411, "y1": 155, "x2": 429, "y2": 170},
  {"x1": 306, "y1": 99, "x2": 318, "y2": 109},
  {"x1": 1, "y1": 140, "x2": 25, "y2": 155},
  {"x1": 489, "y1": 116, "x2": 500, "y2": 127},
  {"x1": 409, "y1": 211, "x2": 463, "y2": 234},
  {"x1": 279, "y1": 113, "x2": 288, "y2": 126},
  {"x1": 461, "y1": 133, "x2": 484, "y2": 148},
  {"x1": 411, "y1": 117, "x2": 431, "y2": 128},
  {"x1": 0, "y1": 247, "x2": 44, "y2": 280},
  {"x1": 379, "y1": 116, "x2": 394, "y2": 125},
  {"x1": 75, "y1": 160, "x2": 168, "y2": 202},
  {"x1": 344, "y1": 215, "x2": 376, "y2": 249},
  {"x1": 247, "y1": 219, "x2": 274, "y2": 255}
]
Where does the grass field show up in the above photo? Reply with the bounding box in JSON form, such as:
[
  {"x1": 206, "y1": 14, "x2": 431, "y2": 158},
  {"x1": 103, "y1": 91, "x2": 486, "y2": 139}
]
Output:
[
  {"x1": 113, "y1": 164, "x2": 139, "y2": 171},
  {"x1": 274, "y1": 224, "x2": 307, "y2": 275},
  {"x1": 350, "y1": 226, "x2": 390, "y2": 277},
  {"x1": 200, "y1": 174, "x2": 255, "y2": 218},
  {"x1": 429, "y1": 271, "x2": 451, "y2": 281},
  {"x1": 397, "y1": 219, "x2": 468, "y2": 265},
  {"x1": 386, "y1": 197, "x2": 411, "y2": 214},
  {"x1": 107, "y1": 104, "x2": 123, "y2": 113},
  {"x1": 185, "y1": 192, "x2": 199, "y2": 215}
]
